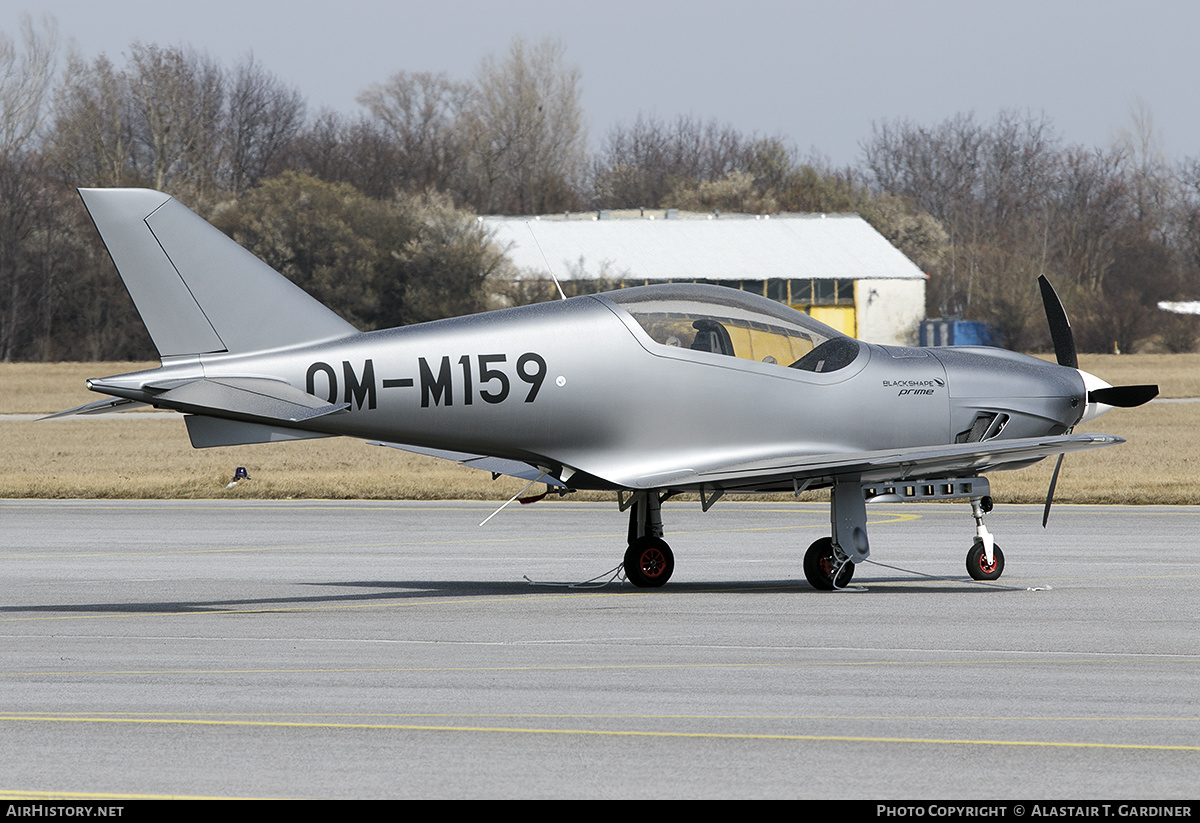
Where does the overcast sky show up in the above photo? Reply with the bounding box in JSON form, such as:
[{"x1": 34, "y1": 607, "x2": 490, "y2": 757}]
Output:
[{"x1": 4, "y1": 0, "x2": 1198, "y2": 168}]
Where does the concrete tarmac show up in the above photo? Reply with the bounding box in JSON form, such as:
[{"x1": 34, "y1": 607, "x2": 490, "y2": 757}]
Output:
[{"x1": 1, "y1": 498, "x2": 1197, "y2": 799}]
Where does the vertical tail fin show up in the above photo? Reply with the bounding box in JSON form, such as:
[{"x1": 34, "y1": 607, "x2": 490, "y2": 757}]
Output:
[{"x1": 79, "y1": 188, "x2": 357, "y2": 357}]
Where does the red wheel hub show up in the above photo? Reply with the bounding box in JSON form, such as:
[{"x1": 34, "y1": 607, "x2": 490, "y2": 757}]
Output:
[{"x1": 639, "y1": 548, "x2": 667, "y2": 578}]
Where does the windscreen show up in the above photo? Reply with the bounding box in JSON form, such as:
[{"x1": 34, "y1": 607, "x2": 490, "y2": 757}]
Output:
[{"x1": 607, "y1": 284, "x2": 860, "y2": 373}]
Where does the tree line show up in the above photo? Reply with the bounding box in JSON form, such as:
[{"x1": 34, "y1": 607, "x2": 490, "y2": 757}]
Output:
[{"x1": 2, "y1": 15, "x2": 1198, "y2": 361}]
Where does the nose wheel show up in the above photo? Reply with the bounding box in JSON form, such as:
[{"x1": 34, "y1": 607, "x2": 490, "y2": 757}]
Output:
[
  {"x1": 624, "y1": 537, "x2": 674, "y2": 587},
  {"x1": 966, "y1": 540, "x2": 1005, "y2": 580},
  {"x1": 965, "y1": 496, "x2": 1004, "y2": 580}
]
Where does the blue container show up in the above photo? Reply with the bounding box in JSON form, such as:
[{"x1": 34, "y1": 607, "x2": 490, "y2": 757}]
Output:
[{"x1": 919, "y1": 320, "x2": 1002, "y2": 348}]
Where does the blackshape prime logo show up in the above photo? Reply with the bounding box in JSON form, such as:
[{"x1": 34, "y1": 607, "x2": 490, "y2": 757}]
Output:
[{"x1": 884, "y1": 377, "x2": 946, "y2": 396}]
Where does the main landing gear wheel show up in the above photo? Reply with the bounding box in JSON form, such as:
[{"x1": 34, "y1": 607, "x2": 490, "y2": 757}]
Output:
[
  {"x1": 624, "y1": 537, "x2": 674, "y2": 588},
  {"x1": 803, "y1": 537, "x2": 854, "y2": 590},
  {"x1": 966, "y1": 540, "x2": 1005, "y2": 581}
]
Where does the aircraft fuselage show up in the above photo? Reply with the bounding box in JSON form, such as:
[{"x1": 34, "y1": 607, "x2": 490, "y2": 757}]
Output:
[{"x1": 91, "y1": 288, "x2": 1087, "y2": 493}]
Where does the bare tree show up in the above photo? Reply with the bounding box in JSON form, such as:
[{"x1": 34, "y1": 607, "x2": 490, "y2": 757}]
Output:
[
  {"x1": 52, "y1": 43, "x2": 225, "y2": 197},
  {"x1": 1049, "y1": 146, "x2": 1129, "y2": 292},
  {"x1": 289, "y1": 108, "x2": 349, "y2": 183},
  {"x1": 51, "y1": 53, "x2": 135, "y2": 186},
  {"x1": 864, "y1": 111, "x2": 1063, "y2": 330},
  {"x1": 464, "y1": 37, "x2": 586, "y2": 214},
  {"x1": 0, "y1": 151, "x2": 39, "y2": 359},
  {"x1": 126, "y1": 42, "x2": 224, "y2": 196},
  {"x1": 594, "y1": 113, "x2": 759, "y2": 209},
  {"x1": 0, "y1": 15, "x2": 62, "y2": 360},
  {"x1": 0, "y1": 14, "x2": 60, "y2": 155},
  {"x1": 291, "y1": 109, "x2": 410, "y2": 200},
  {"x1": 1174, "y1": 156, "x2": 1200, "y2": 276},
  {"x1": 357, "y1": 70, "x2": 472, "y2": 195},
  {"x1": 224, "y1": 54, "x2": 305, "y2": 195},
  {"x1": 1118, "y1": 96, "x2": 1173, "y2": 233}
]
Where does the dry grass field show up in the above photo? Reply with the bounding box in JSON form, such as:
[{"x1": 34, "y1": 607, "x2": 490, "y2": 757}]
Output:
[{"x1": 2, "y1": 356, "x2": 1196, "y2": 503}]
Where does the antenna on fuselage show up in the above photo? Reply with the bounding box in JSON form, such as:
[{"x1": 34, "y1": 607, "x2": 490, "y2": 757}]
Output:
[
  {"x1": 525, "y1": 221, "x2": 567, "y2": 301},
  {"x1": 479, "y1": 471, "x2": 548, "y2": 526}
]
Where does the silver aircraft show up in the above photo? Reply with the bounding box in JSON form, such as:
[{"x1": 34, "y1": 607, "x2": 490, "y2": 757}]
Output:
[{"x1": 51, "y1": 188, "x2": 1158, "y2": 589}]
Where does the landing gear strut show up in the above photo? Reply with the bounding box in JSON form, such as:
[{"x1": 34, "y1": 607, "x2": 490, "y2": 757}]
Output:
[
  {"x1": 622, "y1": 491, "x2": 674, "y2": 587},
  {"x1": 803, "y1": 479, "x2": 869, "y2": 590},
  {"x1": 965, "y1": 495, "x2": 1004, "y2": 581}
]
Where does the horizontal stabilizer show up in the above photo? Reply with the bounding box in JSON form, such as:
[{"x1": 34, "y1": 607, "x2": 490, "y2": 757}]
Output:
[
  {"x1": 372, "y1": 442, "x2": 567, "y2": 487},
  {"x1": 150, "y1": 377, "x2": 349, "y2": 423},
  {"x1": 40, "y1": 397, "x2": 149, "y2": 420}
]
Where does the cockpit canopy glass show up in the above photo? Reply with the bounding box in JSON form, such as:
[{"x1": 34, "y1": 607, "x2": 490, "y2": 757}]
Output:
[{"x1": 607, "y1": 284, "x2": 860, "y2": 373}]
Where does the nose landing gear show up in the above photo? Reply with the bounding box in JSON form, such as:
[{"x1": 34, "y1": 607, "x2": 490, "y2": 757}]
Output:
[{"x1": 965, "y1": 495, "x2": 1004, "y2": 581}]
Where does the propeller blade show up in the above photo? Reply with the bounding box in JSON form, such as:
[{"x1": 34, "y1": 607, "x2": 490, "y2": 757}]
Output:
[
  {"x1": 1043, "y1": 452, "x2": 1065, "y2": 528},
  {"x1": 1038, "y1": 275, "x2": 1078, "y2": 369},
  {"x1": 1088, "y1": 384, "x2": 1159, "y2": 408}
]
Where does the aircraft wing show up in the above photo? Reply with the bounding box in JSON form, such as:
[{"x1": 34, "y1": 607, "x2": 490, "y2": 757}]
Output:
[
  {"x1": 372, "y1": 433, "x2": 1120, "y2": 495},
  {"x1": 621, "y1": 433, "x2": 1124, "y2": 491},
  {"x1": 371, "y1": 442, "x2": 569, "y2": 487}
]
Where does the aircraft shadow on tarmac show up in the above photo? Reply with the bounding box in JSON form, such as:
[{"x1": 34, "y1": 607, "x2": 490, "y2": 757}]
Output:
[
  {"x1": 316, "y1": 576, "x2": 1011, "y2": 596},
  {"x1": 0, "y1": 575, "x2": 1008, "y2": 615}
]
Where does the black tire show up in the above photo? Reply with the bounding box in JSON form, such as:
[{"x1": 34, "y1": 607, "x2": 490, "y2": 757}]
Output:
[
  {"x1": 624, "y1": 537, "x2": 674, "y2": 588},
  {"x1": 803, "y1": 537, "x2": 854, "y2": 590},
  {"x1": 966, "y1": 540, "x2": 1005, "y2": 581}
]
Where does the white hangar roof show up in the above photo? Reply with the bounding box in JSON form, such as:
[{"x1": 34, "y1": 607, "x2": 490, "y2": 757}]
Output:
[{"x1": 482, "y1": 213, "x2": 926, "y2": 282}]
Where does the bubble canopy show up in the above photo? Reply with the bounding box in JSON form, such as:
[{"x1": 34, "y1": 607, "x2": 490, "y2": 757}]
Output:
[{"x1": 605, "y1": 284, "x2": 860, "y2": 373}]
